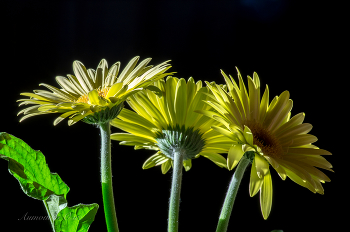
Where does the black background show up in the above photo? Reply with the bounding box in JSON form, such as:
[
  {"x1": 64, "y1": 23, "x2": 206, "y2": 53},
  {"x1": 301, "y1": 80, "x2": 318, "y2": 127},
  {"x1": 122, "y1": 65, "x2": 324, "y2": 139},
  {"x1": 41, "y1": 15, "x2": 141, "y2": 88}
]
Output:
[{"x1": 2, "y1": 0, "x2": 345, "y2": 231}]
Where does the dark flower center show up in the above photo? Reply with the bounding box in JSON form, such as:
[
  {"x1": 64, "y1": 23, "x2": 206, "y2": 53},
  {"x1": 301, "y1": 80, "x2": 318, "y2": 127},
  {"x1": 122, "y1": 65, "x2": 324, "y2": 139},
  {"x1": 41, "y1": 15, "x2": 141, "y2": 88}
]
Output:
[{"x1": 246, "y1": 121, "x2": 283, "y2": 159}]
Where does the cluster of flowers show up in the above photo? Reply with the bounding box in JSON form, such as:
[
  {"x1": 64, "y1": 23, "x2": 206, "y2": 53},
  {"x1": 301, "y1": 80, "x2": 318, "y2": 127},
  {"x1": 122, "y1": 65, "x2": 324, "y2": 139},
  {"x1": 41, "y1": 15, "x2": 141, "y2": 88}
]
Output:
[{"x1": 18, "y1": 57, "x2": 332, "y2": 224}]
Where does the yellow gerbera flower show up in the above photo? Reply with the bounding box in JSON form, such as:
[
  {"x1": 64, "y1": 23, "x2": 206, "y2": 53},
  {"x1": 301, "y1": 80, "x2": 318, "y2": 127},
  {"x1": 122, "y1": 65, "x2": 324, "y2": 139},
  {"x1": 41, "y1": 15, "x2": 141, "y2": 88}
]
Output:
[
  {"x1": 17, "y1": 56, "x2": 171, "y2": 125},
  {"x1": 110, "y1": 76, "x2": 233, "y2": 173},
  {"x1": 201, "y1": 68, "x2": 333, "y2": 219}
]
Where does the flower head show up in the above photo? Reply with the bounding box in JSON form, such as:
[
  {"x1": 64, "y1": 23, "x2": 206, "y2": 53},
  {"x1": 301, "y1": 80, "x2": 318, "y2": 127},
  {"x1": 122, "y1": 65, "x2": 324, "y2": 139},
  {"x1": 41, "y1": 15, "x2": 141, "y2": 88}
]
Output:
[
  {"x1": 17, "y1": 56, "x2": 172, "y2": 125},
  {"x1": 201, "y1": 68, "x2": 333, "y2": 219},
  {"x1": 110, "y1": 76, "x2": 233, "y2": 173}
]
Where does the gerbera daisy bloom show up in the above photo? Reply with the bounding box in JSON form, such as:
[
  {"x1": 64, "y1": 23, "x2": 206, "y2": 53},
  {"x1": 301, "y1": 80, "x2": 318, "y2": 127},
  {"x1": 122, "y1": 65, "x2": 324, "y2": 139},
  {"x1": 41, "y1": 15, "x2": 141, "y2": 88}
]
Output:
[
  {"x1": 110, "y1": 76, "x2": 233, "y2": 231},
  {"x1": 16, "y1": 56, "x2": 172, "y2": 232},
  {"x1": 200, "y1": 68, "x2": 333, "y2": 222},
  {"x1": 111, "y1": 76, "x2": 233, "y2": 172},
  {"x1": 17, "y1": 56, "x2": 171, "y2": 125}
]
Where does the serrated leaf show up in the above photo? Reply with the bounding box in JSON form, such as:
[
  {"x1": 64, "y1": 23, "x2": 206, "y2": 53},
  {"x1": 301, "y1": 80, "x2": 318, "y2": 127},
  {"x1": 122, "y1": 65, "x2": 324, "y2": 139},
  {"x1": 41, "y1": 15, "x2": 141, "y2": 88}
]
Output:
[
  {"x1": 0, "y1": 132, "x2": 70, "y2": 200},
  {"x1": 54, "y1": 203, "x2": 99, "y2": 232}
]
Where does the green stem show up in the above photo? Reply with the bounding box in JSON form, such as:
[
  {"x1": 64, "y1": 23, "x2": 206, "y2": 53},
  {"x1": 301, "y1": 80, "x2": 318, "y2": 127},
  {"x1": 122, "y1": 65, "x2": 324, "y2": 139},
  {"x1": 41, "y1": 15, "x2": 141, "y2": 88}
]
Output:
[
  {"x1": 168, "y1": 148, "x2": 185, "y2": 232},
  {"x1": 100, "y1": 122, "x2": 119, "y2": 232},
  {"x1": 216, "y1": 156, "x2": 250, "y2": 232},
  {"x1": 43, "y1": 200, "x2": 55, "y2": 232}
]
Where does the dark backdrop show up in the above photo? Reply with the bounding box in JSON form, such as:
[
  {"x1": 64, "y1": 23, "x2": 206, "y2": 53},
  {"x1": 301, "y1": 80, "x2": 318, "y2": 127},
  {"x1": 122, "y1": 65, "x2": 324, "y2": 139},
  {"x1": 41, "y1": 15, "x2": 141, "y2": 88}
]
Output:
[{"x1": 2, "y1": 1, "x2": 344, "y2": 231}]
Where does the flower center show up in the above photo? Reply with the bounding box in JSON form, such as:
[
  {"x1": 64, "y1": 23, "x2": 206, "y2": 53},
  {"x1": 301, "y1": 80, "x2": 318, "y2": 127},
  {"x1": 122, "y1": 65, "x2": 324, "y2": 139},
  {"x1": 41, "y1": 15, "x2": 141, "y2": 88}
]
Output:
[
  {"x1": 245, "y1": 121, "x2": 283, "y2": 159},
  {"x1": 155, "y1": 125, "x2": 206, "y2": 160},
  {"x1": 76, "y1": 87, "x2": 110, "y2": 103}
]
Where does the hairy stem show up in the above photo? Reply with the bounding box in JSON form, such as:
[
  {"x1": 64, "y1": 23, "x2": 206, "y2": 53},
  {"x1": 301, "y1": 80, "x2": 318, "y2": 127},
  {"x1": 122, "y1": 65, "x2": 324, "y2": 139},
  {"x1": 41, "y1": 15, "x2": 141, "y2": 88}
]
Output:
[
  {"x1": 216, "y1": 156, "x2": 250, "y2": 232},
  {"x1": 100, "y1": 122, "x2": 119, "y2": 232},
  {"x1": 168, "y1": 148, "x2": 185, "y2": 232}
]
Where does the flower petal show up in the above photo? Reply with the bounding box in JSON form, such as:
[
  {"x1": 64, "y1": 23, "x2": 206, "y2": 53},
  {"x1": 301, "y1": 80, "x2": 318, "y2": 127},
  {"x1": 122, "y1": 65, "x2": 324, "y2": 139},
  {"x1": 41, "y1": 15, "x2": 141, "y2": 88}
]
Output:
[
  {"x1": 259, "y1": 84, "x2": 269, "y2": 123},
  {"x1": 106, "y1": 82, "x2": 124, "y2": 99},
  {"x1": 117, "y1": 56, "x2": 140, "y2": 83},
  {"x1": 243, "y1": 126, "x2": 254, "y2": 146},
  {"x1": 54, "y1": 111, "x2": 77, "y2": 126},
  {"x1": 88, "y1": 90, "x2": 100, "y2": 105},
  {"x1": 161, "y1": 160, "x2": 172, "y2": 174},
  {"x1": 274, "y1": 112, "x2": 305, "y2": 137},
  {"x1": 110, "y1": 119, "x2": 157, "y2": 141},
  {"x1": 260, "y1": 169, "x2": 273, "y2": 220},
  {"x1": 143, "y1": 152, "x2": 164, "y2": 169},
  {"x1": 183, "y1": 159, "x2": 192, "y2": 171},
  {"x1": 287, "y1": 147, "x2": 331, "y2": 156},
  {"x1": 174, "y1": 78, "x2": 187, "y2": 125},
  {"x1": 110, "y1": 133, "x2": 154, "y2": 144},
  {"x1": 199, "y1": 152, "x2": 227, "y2": 168},
  {"x1": 250, "y1": 158, "x2": 264, "y2": 197},
  {"x1": 227, "y1": 144, "x2": 245, "y2": 170},
  {"x1": 73, "y1": 60, "x2": 94, "y2": 92},
  {"x1": 254, "y1": 154, "x2": 269, "y2": 178}
]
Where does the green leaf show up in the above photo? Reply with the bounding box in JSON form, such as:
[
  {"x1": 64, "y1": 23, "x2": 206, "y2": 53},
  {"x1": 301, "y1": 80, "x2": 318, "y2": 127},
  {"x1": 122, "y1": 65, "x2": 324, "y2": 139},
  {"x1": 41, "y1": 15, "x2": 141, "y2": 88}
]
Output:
[
  {"x1": 1, "y1": 132, "x2": 99, "y2": 232},
  {"x1": 0, "y1": 132, "x2": 70, "y2": 200},
  {"x1": 54, "y1": 204, "x2": 99, "y2": 232},
  {"x1": 45, "y1": 194, "x2": 68, "y2": 220},
  {"x1": 271, "y1": 230, "x2": 283, "y2": 232}
]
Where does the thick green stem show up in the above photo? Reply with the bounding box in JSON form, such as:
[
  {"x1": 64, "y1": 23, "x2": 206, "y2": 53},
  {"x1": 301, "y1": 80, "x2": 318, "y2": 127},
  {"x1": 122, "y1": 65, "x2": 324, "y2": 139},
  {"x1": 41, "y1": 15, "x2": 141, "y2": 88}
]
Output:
[
  {"x1": 100, "y1": 122, "x2": 119, "y2": 232},
  {"x1": 43, "y1": 200, "x2": 55, "y2": 232},
  {"x1": 168, "y1": 148, "x2": 185, "y2": 232},
  {"x1": 216, "y1": 156, "x2": 250, "y2": 232}
]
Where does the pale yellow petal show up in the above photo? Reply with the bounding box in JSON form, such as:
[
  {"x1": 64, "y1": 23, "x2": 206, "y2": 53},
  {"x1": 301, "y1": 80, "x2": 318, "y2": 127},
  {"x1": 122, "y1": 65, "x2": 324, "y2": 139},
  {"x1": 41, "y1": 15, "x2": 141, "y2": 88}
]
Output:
[{"x1": 73, "y1": 60, "x2": 94, "y2": 92}]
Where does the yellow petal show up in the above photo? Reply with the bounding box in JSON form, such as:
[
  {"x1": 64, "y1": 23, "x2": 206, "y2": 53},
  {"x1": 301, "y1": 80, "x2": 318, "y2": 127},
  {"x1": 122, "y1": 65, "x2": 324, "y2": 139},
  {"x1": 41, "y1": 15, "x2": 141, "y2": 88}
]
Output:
[
  {"x1": 68, "y1": 111, "x2": 93, "y2": 126},
  {"x1": 174, "y1": 78, "x2": 187, "y2": 125},
  {"x1": 118, "y1": 56, "x2": 140, "y2": 83},
  {"x1": 287, "y1": 147, "x2": 331, "y2": 156},
  {"x1": 259, "y1": 84, "x2": 269, "y2": 123},
  {"x1": 110, "y1": 119, "x2": 157, "y2": 141},
  {"x1": 106, "y1": 61, "x2": 121, "y2": 86},
  {"x1": 55, "y1": 76, "x2": 81, "y2": 98},
  {"x1": 161, "y1": 160, "x2": 172, "y2": 174},
  {"x1": 54, "y1": 111, "x2": 77, "y2": 126},
  {"x1": 110, "y1": 133, "x2": 154, "y2": 144},
  {"x1": 264, "y1": 156, "x2": 287, "y2": 180},
  {"x1": 236, "y1": 69, "x2": 250, "y2": 120},
  {"x1": 199, "y1": 152, "x2": 227, "y2": 168},
  {"x1": 249, "y1": 158, "x2": 263, "y2": 197},
  {"x1": 289, "y1": 134, "x2": 318, "y2": 147},
  {"x1": 106, "y1": 82, "x2": 124, "y2": 99},
  {"x1": 116, "y1": 108, "x2": 158, "y2": 129},
  {"x1": 247, "y1": 76, "x2": 260, "y2": 121},
  {"x1": 183, "y1": 159, "x2": 192, "y2": 171},
  {"x1": 165, "y1": 77, "x2": 178, "y2": 124},
  {"x1": 142, "y1": 152, "x2": 163, "y2": 169},
  {"x1": 277, "y1": 123, "x2": 313, "y2": 140},
  {"x1": 73, "y1": 61, "x2": 94, "y2": 92},
  {"x1": 227, "y1": 144, "x2": 245, "y2": 170},
  {"x1": 243, "y1": 126, "x2": 254, "y2": 146},
  {"x1": 260, "y1": 169, "x2": 273, "y2": 220},
  {"x1": 254, "y1": 154, "x2": 269, "y2": 178},
  {"x1": 211, "y1": 126, "x2": 238, "y2": 142},
  {"x1": 87, "y1": 89, "x2": 99, "y2": 105},
  {"x1": 264, "y1": 91, "x2": 290, "y2": 131}
]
